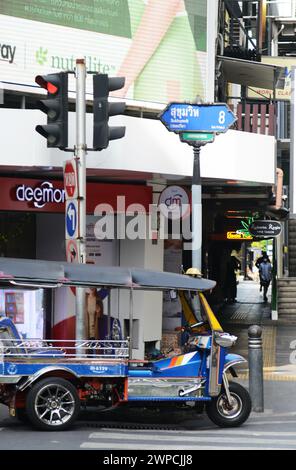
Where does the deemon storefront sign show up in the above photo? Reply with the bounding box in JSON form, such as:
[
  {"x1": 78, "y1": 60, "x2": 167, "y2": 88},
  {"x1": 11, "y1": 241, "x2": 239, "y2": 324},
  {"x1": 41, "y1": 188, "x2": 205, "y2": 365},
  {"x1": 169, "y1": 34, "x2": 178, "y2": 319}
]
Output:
[
  {"x1": 16, "y1": 181, "x2": 65, "y2": 209},
  {"x1": 0, "y1": 0, "x2": 208, "y2": 105},
  {"x1": 0, "y1": 177, "x2": 152, "y2": 213}
]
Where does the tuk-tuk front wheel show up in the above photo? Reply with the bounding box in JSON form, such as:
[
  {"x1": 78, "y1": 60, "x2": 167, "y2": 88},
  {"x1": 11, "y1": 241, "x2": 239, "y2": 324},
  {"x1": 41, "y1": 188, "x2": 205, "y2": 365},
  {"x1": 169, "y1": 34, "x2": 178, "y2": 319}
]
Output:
[
  {"x1": 206, "y1": 382, "x2": 251, "y2": 427},
  {"x1": 26, "y1": 377, "x2": 80, "y2": 431}
]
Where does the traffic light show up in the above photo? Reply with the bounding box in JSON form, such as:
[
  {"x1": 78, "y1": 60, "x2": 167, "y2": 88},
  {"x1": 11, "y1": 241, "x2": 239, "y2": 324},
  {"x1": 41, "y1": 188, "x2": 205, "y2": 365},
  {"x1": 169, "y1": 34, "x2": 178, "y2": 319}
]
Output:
[
  {"x1": 93, "y1": 74, "x2": 126, "y2": 150},
  {"x1": 35, "y1": 72, "x2": 68, "y2": 149}
]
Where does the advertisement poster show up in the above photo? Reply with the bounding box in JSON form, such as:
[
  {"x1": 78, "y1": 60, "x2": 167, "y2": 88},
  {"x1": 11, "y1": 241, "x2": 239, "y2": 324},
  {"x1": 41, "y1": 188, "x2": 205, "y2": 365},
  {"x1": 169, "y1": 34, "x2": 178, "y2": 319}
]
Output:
[
  {"x1": 4, "y1": 292, "x2": 24, "y2": 323},
  {"x1": 0, "y1": 289, "x2": 44, "y2": 338},
  {"x1": 86, "y1": 216, "x2": 118, "y2": 266},
  {"x1": 0, "y1": 0, "x2": 207, "y2": 105}
]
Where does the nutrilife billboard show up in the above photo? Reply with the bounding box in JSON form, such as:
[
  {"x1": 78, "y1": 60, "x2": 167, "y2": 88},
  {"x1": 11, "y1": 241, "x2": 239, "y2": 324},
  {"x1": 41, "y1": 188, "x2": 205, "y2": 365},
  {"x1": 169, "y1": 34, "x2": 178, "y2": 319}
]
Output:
[{"x1": 0, "y1": 0, "x2": 208, "y2": 106}]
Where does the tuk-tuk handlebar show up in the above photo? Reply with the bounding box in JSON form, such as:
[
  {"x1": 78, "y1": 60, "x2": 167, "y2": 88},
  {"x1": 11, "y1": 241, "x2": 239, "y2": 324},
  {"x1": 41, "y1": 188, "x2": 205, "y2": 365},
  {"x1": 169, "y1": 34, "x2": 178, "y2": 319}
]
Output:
[{"x1": 175, "y1": 321, "x2": 206, "y2": 333}]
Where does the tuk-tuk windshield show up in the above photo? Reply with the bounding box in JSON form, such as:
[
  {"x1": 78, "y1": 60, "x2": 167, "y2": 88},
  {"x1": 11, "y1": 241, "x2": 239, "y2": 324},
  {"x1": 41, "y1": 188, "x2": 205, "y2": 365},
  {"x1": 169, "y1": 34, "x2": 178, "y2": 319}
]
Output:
[
  {"x1": 182, "y1": 291, "x2": 207, "y2": 323},
  {"x1": 179, "y1": 291, "x2": 223, "y2": 332}
]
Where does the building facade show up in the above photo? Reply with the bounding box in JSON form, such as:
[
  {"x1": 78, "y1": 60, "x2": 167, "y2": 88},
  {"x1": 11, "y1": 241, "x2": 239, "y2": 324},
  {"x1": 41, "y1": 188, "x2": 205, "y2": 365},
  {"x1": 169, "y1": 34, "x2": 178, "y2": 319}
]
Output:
[{"x1": 0, "y1": 0, "x2": 279, "y2": 356}]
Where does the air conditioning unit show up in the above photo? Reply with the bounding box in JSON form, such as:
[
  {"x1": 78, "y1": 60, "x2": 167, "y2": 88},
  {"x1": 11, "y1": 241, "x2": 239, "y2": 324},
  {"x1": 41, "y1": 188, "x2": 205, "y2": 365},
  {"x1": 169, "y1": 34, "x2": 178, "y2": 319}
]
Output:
[
  {"x1": 269, "y1": 0, "x2": 295, "y2": 19},
  {"x1": 281, "y1": 23, "x2": 296, "y2": 36}
]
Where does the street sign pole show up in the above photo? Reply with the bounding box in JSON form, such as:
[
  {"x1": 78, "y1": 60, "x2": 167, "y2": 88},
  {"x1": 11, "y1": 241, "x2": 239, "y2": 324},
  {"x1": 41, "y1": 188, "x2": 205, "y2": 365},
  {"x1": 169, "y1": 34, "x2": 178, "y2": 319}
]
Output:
[
  {"x1": 192, "y1": 145, "x2": 202, "y2": 270},
  {"x1": 159, "y1": 102, "x2": 237, "y2": 273},
  {"x1": 75, "y1": 58, "x2": 87, "y2": 342}
]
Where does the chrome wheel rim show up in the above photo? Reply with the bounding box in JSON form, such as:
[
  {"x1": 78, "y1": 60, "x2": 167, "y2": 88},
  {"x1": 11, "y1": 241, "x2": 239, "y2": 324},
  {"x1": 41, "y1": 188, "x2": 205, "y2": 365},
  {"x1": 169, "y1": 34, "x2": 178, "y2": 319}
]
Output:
[
  {"x1": 216, "y1": 392, "x2": 243, "y2": 420},
  {"x1": 34, "y1": 384, "x2": 76, "y2": 426}
]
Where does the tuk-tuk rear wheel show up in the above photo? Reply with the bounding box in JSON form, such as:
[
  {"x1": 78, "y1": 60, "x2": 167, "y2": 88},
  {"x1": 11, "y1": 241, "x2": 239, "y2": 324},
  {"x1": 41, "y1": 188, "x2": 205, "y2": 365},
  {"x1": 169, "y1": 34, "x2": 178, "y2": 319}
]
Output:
[
  {"x1": 206, "y1": 382, "x2": 251, "y2": 428},
  {"x1": 26, "y1": 377, "x2": 80, "y2": 431}
]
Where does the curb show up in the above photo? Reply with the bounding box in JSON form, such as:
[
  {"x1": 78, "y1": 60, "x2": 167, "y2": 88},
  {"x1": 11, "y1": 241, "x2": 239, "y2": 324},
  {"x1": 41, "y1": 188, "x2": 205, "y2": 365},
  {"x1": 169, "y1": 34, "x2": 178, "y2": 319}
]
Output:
[{"x1": 220, "y1": 319, "x2": 296, "y2": 327}]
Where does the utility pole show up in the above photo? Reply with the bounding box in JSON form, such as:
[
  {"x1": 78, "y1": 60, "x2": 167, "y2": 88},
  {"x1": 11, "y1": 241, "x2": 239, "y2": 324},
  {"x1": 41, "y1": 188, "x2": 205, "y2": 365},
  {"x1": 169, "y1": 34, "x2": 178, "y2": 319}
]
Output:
[{"x1": 75, "y1": 58, "x2": 87, "y2": 341}]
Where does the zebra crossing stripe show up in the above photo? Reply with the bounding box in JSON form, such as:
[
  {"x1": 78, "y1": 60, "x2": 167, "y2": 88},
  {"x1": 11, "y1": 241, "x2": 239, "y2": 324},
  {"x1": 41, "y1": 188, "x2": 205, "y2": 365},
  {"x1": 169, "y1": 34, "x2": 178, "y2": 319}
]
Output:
[
  {"x1": 80, "y1": 425, "x2": 296, "y2": 450},
  {"x1": 81, "y1": 431, "x2": 296, "y2": 447},
  {"x1": 80, "y1": 442, "x2": 285, "y2": 450},
  {"x1": 89, "y1": 429, "x2": 296, "y2": 438}
]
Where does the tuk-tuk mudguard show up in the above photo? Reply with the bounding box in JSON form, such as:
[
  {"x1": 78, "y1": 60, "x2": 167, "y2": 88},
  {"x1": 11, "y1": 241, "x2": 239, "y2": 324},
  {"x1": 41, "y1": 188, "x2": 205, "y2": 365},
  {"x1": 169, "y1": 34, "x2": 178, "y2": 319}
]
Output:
[{"x1": 224, "y1": 353, "x2": 247, "y2": 372}]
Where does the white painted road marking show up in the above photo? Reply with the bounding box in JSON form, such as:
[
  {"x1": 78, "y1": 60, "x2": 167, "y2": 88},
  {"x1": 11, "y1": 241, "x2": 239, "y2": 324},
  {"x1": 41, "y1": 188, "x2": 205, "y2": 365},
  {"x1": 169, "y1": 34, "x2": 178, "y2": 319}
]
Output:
[
  {"x1": 90, "y1": 429, "x2": 296, "y2": 438},
  {"x1": 80, "y1": 429, "x2": 296, "y2": 450},
  {"x1": 81, "y1": 442, "x2": 287, "y2": 450}
]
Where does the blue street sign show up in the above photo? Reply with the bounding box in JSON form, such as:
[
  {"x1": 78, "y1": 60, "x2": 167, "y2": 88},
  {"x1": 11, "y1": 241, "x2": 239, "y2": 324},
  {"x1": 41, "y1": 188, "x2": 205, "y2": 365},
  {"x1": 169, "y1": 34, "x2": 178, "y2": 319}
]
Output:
[
  {"x1": 159, "y1": 103, "x2": 237, "y2": 133},
  {"x1": 66, "y1": 201, "x2": 78, "y2": 239}
]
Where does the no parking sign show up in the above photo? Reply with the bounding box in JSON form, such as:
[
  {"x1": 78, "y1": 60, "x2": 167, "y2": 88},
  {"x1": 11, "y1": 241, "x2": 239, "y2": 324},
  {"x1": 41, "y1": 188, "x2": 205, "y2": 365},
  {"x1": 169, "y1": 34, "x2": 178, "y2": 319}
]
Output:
[
  {"x1": 63, "y1": 159, "x2": 78, "y2": 199},
  {"x1": 66, "y1": 239, "x2": 81, "y2": 263}
]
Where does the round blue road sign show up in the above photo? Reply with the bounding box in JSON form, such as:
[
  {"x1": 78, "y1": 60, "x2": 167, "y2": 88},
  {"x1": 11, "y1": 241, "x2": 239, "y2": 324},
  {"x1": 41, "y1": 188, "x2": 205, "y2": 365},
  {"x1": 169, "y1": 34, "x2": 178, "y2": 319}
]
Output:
[{"x1": 66, "y1": 201, "x2": 78, "y2": 238}]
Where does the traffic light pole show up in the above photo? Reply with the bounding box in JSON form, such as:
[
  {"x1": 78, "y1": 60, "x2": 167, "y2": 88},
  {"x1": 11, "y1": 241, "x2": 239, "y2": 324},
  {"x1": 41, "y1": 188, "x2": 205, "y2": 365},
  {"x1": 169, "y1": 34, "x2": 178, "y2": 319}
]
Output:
[
  {"x1": 75, "y1": 58, "x2": 87, "y2": 341},
  {"x1": 192, "y1": 145, "x2": 202, "y2": 271},
  {"x1": 35, "y1": 63, "x2": 126, "y2": 342}
]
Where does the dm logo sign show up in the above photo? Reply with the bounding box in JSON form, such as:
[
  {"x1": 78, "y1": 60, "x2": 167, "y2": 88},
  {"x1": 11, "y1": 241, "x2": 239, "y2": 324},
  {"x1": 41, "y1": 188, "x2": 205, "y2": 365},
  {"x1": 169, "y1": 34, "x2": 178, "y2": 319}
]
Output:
[{"x1": 158, "y1": 186, "x2": 190, "y2": 220}]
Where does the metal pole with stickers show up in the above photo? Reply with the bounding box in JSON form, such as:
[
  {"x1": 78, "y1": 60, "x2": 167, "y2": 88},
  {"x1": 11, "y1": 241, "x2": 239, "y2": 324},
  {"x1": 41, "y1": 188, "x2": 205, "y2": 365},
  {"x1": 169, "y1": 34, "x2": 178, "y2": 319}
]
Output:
[{"x1": 35, "y1": 59, "x2": 126, "y2": 340}]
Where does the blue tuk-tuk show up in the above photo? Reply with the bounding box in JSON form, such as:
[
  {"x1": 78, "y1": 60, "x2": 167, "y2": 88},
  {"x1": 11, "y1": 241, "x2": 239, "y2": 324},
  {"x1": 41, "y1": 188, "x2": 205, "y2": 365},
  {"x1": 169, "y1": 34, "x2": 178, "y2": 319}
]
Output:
[{"x1": 0, "y1": 258, "x2": 251, "y2": 430}]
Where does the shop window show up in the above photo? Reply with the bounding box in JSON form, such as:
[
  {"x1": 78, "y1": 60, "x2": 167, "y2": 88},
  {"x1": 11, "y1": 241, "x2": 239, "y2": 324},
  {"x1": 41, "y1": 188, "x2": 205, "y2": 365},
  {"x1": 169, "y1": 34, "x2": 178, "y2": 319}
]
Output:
[{"x1": 0, "y1": 212, "x2": 35, "y2": 259}]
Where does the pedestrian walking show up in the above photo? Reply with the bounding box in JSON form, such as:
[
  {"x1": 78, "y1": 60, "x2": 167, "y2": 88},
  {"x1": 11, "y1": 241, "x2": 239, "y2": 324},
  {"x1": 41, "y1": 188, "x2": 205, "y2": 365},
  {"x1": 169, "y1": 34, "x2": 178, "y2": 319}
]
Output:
[
  {"x1": 259, "y1": 256, "x2": 272, "y2": 303},
  {"x1": 255, "y1": 251, "x2": 270, "y2": 292}
]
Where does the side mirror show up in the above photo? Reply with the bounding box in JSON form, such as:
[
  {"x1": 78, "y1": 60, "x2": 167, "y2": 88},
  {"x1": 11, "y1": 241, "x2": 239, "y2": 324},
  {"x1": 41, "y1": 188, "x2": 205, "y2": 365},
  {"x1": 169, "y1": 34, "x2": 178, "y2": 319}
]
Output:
[{"x1": 214, "y1": 332, "x2": 237, "y2": 348}]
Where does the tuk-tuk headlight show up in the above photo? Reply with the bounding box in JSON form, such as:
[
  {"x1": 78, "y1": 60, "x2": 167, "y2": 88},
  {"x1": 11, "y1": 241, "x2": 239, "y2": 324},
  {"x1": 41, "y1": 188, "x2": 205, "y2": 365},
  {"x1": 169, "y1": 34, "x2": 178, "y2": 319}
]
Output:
[{"x1": 215, "y1": 332, "x2": 237, "y2": 348}]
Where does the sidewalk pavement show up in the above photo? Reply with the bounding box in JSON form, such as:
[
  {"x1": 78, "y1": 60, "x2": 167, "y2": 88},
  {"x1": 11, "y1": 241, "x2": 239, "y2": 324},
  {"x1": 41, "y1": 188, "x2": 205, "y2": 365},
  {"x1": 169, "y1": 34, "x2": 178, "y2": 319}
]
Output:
[
  {"x1": 213, "y1": 280, "x2": 296, "y2": 382},
  {"x1": 215, "y1": 277, "x2": 271, "y2": 326}
]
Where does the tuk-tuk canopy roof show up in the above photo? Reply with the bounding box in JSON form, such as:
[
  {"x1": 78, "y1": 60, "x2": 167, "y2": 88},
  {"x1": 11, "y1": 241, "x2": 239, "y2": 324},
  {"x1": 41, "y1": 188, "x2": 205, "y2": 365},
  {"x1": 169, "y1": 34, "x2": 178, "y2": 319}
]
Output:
[{"x1": 0, "y1": 258, "x2": 216, "y2": 292}]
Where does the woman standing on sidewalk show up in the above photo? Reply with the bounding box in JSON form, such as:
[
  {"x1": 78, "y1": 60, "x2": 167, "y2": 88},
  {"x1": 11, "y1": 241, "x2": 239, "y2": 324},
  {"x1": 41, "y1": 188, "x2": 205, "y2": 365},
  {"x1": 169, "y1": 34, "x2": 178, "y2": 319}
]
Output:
[{"x1": 224, "y1": 250, "x2": 241, "y2": 304}]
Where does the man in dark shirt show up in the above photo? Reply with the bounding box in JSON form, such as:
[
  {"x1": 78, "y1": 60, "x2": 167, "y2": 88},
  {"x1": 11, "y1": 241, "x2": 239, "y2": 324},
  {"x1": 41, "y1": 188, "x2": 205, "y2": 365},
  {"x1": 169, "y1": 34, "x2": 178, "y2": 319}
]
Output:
[
  {"x1": 259, "y1": 257, "x2": 272, "y2": 302},
  {"x1": 255, "y1": 251, "x2": 270, "y2": 292}
]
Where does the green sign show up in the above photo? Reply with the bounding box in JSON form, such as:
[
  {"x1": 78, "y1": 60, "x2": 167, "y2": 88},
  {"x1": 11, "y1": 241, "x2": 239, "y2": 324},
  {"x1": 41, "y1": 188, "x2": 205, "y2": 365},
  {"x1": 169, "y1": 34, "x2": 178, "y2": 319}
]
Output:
[{"x1": 181, "y1": 132, "x2": 215, "y2": 143}]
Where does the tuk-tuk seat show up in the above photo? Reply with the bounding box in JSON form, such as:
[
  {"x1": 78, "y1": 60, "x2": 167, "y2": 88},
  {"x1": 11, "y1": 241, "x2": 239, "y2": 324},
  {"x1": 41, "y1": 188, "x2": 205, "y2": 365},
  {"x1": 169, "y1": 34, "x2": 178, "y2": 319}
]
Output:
[{"x1": 0, "y1": 317, "x2": 65, "y2": 358}]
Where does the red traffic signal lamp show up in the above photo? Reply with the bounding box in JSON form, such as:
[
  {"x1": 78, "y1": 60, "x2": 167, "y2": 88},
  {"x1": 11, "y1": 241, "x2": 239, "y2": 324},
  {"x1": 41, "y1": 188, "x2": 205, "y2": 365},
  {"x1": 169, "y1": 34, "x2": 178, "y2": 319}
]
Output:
[
  {"x1": 35, "y1": 72, "x2": 68, "y2": 149},
  {"x1": 93, "y1": 74, "x2": 126, "y2": 150}
]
